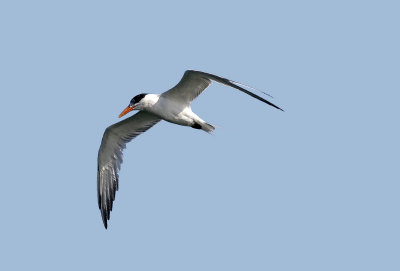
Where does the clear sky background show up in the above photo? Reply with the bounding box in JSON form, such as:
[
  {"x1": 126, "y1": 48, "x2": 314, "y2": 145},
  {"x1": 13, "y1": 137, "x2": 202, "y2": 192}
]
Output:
[{"x1": 1, "y1": 1, "x2": 399, "y2": 270}]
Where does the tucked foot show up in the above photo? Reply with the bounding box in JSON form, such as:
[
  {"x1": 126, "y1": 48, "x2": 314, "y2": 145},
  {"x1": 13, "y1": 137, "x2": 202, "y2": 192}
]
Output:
[{"x1": 191, "y1": 123, "x2": 202, "y2": 129}]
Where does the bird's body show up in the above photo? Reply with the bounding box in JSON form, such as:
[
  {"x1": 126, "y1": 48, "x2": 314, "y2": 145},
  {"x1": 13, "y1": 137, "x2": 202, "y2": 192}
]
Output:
[
  {"x1": 97, "y1": 70, "x2": 283, "y2": 228},
  {"x1": 134, "y1": 94, "x2": 213, "y2": 131}
]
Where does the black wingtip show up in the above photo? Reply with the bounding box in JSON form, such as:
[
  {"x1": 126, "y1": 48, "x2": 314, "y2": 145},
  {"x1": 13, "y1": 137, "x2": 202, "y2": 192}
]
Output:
[
  {"x1": 100, "y1": 210, "x2": 108, "y2": 229},
  {"x1": 190, "y1": 70, "x2": 285, "y2": 113},
  {"x1": 103, "y1": 217, "x2": 108, "y2": 229},
  {"x1": 265, "y1": 100, "x2": 285, "y2": 112}
]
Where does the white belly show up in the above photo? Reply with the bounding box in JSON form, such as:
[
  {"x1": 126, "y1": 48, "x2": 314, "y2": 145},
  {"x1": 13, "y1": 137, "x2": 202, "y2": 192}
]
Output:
[{"x1": 146, "y1": 96, "x2": 202, "y2": 127}]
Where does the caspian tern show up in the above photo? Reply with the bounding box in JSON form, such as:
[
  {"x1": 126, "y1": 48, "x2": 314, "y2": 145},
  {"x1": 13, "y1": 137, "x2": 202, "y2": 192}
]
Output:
[{"x1": 98, "y1": 70, "x2": 283, "y2": 228}]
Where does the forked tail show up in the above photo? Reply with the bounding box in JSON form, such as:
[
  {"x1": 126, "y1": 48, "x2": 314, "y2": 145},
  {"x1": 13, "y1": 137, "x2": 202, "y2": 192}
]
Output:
[
  {"x1": 201, "y1": 122, "x2": 215, "y2": 133},
  {"x1": 191, "y1": 119, "x2": 215, "y2": 133}
]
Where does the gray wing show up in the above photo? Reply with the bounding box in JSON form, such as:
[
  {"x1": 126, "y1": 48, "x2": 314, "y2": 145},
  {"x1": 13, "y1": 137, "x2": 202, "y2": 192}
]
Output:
[
  {"x1": 162, "y1": 70, "x2": 284, "y2": 111},
  {"x1": 97, "y1": 111, "x2": 161, "y2": 229}
]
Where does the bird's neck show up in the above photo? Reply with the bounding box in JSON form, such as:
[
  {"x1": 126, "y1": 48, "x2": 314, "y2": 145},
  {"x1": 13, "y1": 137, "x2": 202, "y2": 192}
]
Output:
[{"x1": 142, "y1": 94, "x2": 160, "y2": 108}]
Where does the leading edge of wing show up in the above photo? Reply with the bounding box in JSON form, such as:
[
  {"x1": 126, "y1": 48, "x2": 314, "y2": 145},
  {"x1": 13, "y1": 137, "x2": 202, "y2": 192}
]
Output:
[
  {"x1": 97, "y1": 111, "x2": 161, "y2": 229},
  {"x1": 187, "y1": 70, "x2": 284, "y2": 111}
]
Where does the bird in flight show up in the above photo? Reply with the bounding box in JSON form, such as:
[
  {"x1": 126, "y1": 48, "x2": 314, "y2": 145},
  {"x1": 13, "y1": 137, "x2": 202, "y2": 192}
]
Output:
[{"x1": 97, "y1": 70, "x2": 283, "y2": 229}]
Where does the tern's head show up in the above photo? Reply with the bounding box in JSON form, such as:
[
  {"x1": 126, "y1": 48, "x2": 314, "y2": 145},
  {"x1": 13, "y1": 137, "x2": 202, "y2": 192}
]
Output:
[{"x1": 119, "y1": 93, "x2": 148, "y2": 118}]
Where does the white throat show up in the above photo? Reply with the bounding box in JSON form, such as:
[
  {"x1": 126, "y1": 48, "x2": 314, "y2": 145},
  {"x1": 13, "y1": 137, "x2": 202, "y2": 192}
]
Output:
[{"x1": 137, "y1": 94, "x2": 160, "y2": 110}]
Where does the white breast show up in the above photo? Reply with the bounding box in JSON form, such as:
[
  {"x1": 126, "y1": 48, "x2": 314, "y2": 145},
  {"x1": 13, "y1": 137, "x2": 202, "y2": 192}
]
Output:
[{"x1": 146, "y1": 96, "x2": 196, "y2": 126}]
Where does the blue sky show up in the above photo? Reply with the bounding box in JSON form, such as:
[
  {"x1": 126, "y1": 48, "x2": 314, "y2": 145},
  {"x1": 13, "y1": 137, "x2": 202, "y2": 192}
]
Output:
[{"x1": 1, "y1": 1, "x2": 399, "y2": 270}]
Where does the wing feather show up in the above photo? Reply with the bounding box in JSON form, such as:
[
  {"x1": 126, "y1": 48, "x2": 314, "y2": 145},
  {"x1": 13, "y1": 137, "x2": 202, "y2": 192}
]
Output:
[
  {"x1": 162, "y1": 70, "x2": 284, "y2": 111},
  {"x1": 97, "y1": 111, "x2": 161, "y2": 228}
]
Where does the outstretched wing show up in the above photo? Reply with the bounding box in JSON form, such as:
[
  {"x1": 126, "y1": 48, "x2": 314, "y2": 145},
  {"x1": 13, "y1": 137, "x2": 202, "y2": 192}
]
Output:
[
  {"x1": 162, "y1": 70, "x2": 284, "y2": 111},
  {"x1": 97, "y1": 111, "x2": 161, "y2": 229}
]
